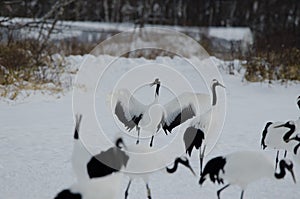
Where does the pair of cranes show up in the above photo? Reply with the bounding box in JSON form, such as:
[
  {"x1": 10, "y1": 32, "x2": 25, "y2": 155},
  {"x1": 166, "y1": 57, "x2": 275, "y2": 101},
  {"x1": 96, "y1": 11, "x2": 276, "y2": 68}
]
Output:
[
  {"x1": 111, "y1": 78, "x2": 224, "y2": 147},
  {"x1": 111, "y1": 78, "x2": 225, "y2": 174}
]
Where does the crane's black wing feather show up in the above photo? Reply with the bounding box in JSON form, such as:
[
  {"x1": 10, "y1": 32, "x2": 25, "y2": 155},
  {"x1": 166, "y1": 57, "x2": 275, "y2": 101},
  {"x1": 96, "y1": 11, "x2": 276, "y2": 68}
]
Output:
[{"x1": 115, "y1": 101, "x2": 142, "y2": 131}]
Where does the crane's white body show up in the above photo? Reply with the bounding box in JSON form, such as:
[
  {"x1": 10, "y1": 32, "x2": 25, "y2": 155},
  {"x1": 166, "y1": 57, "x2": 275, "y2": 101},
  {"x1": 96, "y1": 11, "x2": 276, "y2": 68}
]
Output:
[
  {"x1": 64, "y1": 173, "x2": 123, "y2": 199},
  {"x1": 72, "y1": 139, "x2": 91, "y2": 181},
  {"x1": 264, "y1": 122, "x2": 297, "y2": 152},
  {"x1": 190, "y1": 108, "x2": 212, "y2": 133},
  {"x1": 56, "y1": 115, "x2": 126, "y2": 199},
  {"x1": 122, "y1": 143, "x2": 168, "y2": 181},
  {"x1": 222, "y1": 151, "x2": 275, "y2": 189}
]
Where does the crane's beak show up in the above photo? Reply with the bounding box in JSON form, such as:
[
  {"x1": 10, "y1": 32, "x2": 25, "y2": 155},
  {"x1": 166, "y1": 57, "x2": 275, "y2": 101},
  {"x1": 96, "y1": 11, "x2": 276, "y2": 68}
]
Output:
[
  {"x1": 218, "y1": 82, "x2": 226, "y2": 88},
  {"x1": 274, "y1": 124, "x2": 285, "y2": 128},
  {"x1": 185, "y1": 160, "x2": 196, "y2": 176},
  {"x1": 149, "y1": 82, "x2": 156, "y2": 87},
  {"x1": 289, "y1": 168, "x2": 297, "y2": 183},
  {"x1": 149, "y1": 78, "x2": 160, "y2": 87},
  {"x1": 178, "y1": 157, "x2": 196, "y2": 176}
]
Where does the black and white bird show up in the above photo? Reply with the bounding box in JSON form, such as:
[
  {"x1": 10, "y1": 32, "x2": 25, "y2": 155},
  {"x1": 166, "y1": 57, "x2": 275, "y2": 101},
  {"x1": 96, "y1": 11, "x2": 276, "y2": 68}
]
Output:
[
  {"x1": 261, "y1": 120, "x2": 299, "y2": 169},
  {"x1": 199, "y1": 151, "x2": 296, "y2": 199},
  {"x1": 183, "y1": 79, "x2": 225, "y2": 175},
  {"x1": 55, "y1": 114, "x2": 129, "y2": 199},
  {"x1": 116, "y1": 138, "x2": 196, "y2": 199},
  {"x1": 110, "y1": 78, "x2": 225, "y2": 147}
]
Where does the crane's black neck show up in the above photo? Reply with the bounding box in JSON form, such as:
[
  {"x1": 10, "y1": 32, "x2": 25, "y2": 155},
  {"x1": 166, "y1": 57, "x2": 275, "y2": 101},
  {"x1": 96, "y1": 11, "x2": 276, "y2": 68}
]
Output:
[
  {"x1": 261, "y1": 122, "x2": 273, "y2": 149},
  {"x1": 274, "y1": 160, "x2": 290, "y2": 179},
  {"x1": 211, "y1": 83, "x2": 219, "y2": 106},
  {"x1": 166, "y1": 157, "x2": 189, "y2": 173},
  {"x1": 297, "y1": 96, "x2": 300, "y2": 110},
  {"x1": 115, "y1": 137, "x2": 126, "y2": 149},
  {"x1": 283, "y1": 123, "x2": 296, "y2": 142},
  {"x1": 294, "y1": 143, "x2": 300, "y2": 155},
  {"x1": 155, "y1": 83, "x2": 160, "y2": 98}
]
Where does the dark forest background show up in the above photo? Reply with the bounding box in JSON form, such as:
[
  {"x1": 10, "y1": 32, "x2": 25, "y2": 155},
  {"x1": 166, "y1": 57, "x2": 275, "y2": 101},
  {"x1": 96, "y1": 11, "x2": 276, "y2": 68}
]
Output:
[
  {"x1": 0, "y1": 0, "x2": 299, "y2": 86},
  {"x1": 1, "y1": 0, "x2": 300, "y2": 50}
]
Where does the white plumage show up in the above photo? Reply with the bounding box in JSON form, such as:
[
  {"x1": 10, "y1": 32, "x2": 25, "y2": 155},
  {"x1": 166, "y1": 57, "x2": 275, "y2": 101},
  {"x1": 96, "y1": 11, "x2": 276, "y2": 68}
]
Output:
[{"x1": 71, "y1": 114, "x2": 90, "y2": 181}]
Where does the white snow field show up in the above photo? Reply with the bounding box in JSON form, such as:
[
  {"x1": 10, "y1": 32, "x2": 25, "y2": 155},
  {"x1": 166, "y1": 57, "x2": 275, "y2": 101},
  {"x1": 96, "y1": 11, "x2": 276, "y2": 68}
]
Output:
[{"x1": 0, "y1": 55, "x2": 299, "y2": 199}]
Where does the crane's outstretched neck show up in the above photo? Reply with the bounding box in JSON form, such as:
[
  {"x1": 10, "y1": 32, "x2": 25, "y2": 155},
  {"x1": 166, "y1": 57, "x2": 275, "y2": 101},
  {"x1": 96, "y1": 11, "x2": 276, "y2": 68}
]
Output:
[
  {"x1": 283, "y1": 123, "x2": 296, "y2": 142},
  {"x1": 211, "y1": 79, "x2": 225, "y2": 106},
  {"x1": 166, "y1": 157, "x2": 195, "y2": 175},
  {"x1": 153, "y1": 82, "x2": 160, "y2": 104},
  {"x1": 261, "y1": 122, "x2": 273, "y2": 149},
  {"x1": 150, "y1": 78, "x2": 161, "y2": 104},
  {"x1": 212, "y1": 83, "x2": 218, "y2": 106},
  {"x1": 274, "y1": 121, "x2": 296, "y2": 142},
  {"x1": 155, "y1": 83, "x2": 160, "y2": 98}
]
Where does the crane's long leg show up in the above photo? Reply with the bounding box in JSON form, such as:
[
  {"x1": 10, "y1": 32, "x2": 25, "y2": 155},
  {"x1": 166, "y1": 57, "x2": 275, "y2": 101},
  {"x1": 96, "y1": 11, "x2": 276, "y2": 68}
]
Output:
[
  {"x1": 125, "y1": 180, "x2": 132, "y2": 199},
  {"x1": 217, "y1": 184, "x2": 230, "y2": 199},
  {"x1": 275, "y1": 150, "x2": 279, "y2": 171},
  {"x1": 240, "y1": 190, "x2": 244, "y2": 199},
  {"x1": 150, "y1": 135, "x2": 154, "y2": 147},
  {"x1": 136, "y1": 127, "x2": 140, "y2": 145},
  {"x1": 146, "y1": 183, "x2": 152, "y2": 199},
  {"x1": 284, "y1": 150, "x2": 287, "y2": 158}
]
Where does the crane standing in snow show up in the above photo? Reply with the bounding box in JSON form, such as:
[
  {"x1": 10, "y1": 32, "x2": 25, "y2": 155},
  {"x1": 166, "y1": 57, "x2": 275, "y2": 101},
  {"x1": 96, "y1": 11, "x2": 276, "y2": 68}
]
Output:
[
  {"x1": 199, "y1": 151, "x2": 296, "y2": 199},
  {"x1": 55, "y1": 114, "x2": 129, "y2": 199},
  {"x1": 183, "y1": 79, "x2": 225, "y2": 176}
]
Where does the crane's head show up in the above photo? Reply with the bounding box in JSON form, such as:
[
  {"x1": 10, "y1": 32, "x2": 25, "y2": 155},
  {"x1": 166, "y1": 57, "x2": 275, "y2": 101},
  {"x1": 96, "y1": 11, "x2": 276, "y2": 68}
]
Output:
[
  {"x1": 149, "y1": 78, "x2": 161, "y2": 87},
  {"x1": 278, "y1": 159, "x2": 296, "y2": 183},
  {"x1": 149, "y1": 78, "x2": 161, "y2": 97},
  {"x1": 286, "y1": 133, "x2": 300, "y2": 142},
  {"x1": 166, "y1": 156, "x2": 196, "y2": 176},
  {"x1": 274, "y1": 121, "x2": 295, "y2": 129},
  {"x1": 211, "y1": 79, "x2": 225, "y2": 89},
  {"x1": 115, "y1": 137, "x2": 127, "y2": 149}
]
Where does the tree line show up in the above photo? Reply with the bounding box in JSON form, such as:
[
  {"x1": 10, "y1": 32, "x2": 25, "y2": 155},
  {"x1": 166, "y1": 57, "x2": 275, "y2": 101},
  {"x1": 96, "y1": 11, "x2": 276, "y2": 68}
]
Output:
[{"x1": 1, "y1": 0, "x2": 299, "y2": 49}]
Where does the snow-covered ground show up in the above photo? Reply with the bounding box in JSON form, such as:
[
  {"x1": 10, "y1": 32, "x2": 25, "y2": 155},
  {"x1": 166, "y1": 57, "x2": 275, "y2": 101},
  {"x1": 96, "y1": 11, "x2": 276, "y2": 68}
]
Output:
[{"x1": 0, "y1": 55, "x2": 299, "y2": 199}]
